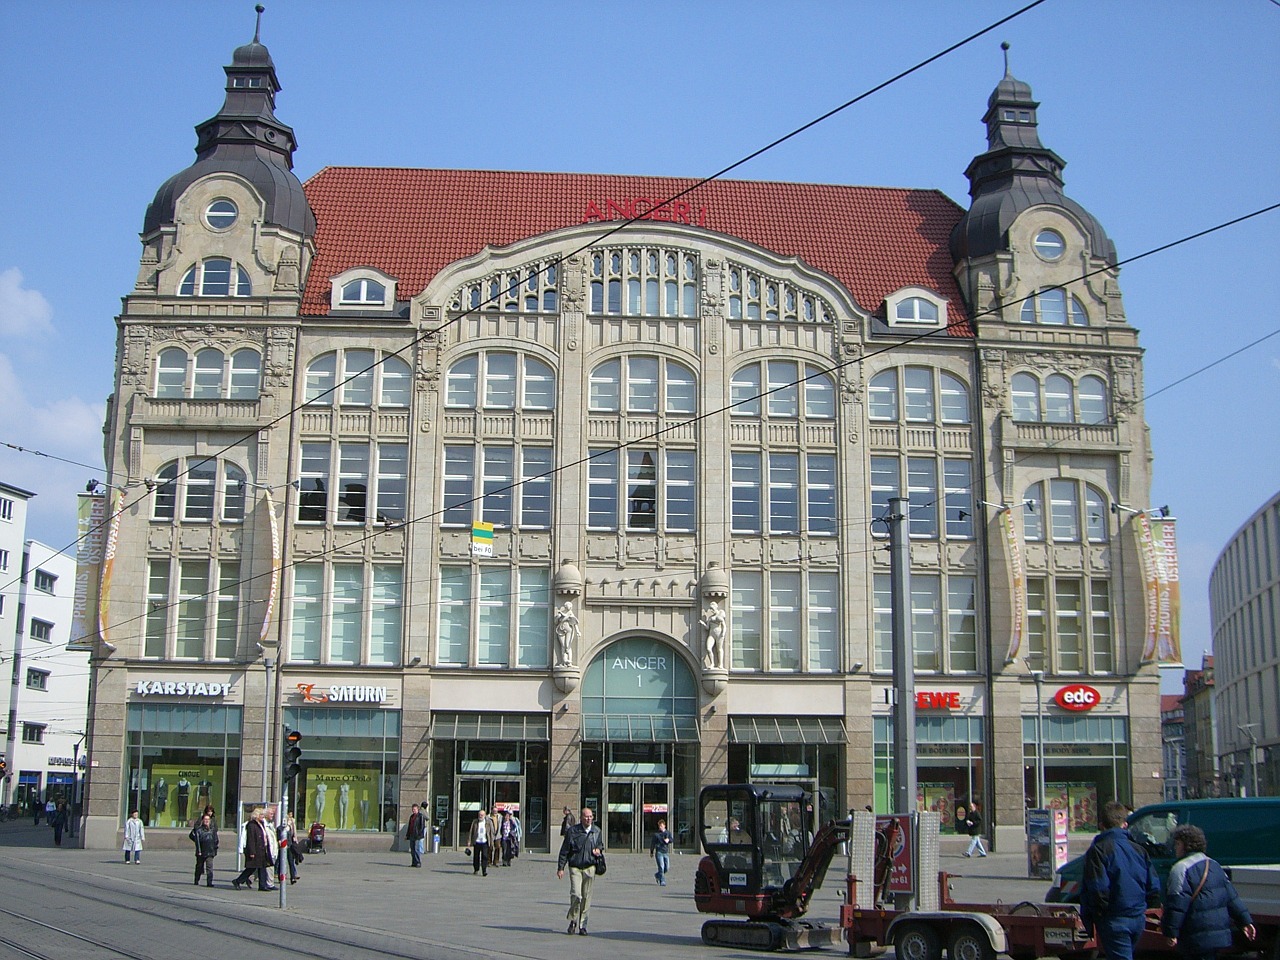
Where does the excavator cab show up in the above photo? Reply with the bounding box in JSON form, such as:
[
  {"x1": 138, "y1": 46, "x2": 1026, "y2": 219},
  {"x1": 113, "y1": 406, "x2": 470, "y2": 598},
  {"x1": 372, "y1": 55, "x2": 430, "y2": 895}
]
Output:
[{"x1": 695, "y1": 784, "x2": 813, "y2": 918}]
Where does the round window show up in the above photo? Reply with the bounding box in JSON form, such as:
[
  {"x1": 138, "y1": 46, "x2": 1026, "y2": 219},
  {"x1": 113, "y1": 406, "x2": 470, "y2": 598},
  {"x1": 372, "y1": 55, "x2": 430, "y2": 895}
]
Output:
[
  {"x1": 206, "y1": 199, "x2": 238, "y2": 230},
  {"x1": 1034, "y1": 229, "x2": 1065, "y2": 260}
]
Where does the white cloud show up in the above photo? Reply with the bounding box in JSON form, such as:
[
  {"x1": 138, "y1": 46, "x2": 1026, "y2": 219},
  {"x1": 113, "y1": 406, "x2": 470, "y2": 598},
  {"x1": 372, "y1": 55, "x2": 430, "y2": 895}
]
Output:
[{"x1": 0, "y1": 267, "x2": 54, "y2": 338}]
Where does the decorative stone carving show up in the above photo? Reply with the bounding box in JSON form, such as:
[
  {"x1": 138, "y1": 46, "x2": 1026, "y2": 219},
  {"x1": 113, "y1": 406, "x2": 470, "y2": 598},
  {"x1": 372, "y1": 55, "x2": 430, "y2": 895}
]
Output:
[
  {"x1": 697, "y1": 563, "x2": 730, "y2": 696},
  {"x1": 552, "y1": 560, "x2": 584, "y2": 694},
  {"x1": 275, "y1": 248, "x2": 300, "y2": 292}
]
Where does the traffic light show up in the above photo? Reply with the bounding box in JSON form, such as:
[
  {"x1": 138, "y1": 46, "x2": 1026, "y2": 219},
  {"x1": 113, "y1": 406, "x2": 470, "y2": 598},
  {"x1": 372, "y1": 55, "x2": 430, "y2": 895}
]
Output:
[{"x1": 283, "y1": 729, "x2": 303, "y2": 783}]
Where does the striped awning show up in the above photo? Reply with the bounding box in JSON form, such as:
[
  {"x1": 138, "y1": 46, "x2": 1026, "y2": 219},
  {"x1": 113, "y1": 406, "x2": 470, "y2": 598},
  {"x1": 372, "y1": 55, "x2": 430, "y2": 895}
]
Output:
[
  {"x1": 431, "y1": 713, "x2": 549, "y2": 741},
  {"x1": 581, "y1": 714, "x2": 700, "y2": 743},
  {"x1": 729, "y1": 716, "x2": 847, "y2": 745}
]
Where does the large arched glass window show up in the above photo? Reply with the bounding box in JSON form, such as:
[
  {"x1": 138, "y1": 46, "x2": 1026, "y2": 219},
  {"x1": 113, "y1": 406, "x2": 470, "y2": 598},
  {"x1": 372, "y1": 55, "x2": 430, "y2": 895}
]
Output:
[
  {"x1": 729, "y1": 361, "x2": 834, "y2": 420},
  {"x1": 868, "y1": 370, "x2": 897, "y2": 421},
  {"x1": 588, "y1": 356, "x2": 696, "y2": 415},
  {"x1": 179, "y1": 258, "x2": 252, "y2": 297},
  {"x1": 1011, "y1": 373, "x2": 1041, "y2": 422},
  {"x1": 1020, "y1": 288, "x2": 1088, "y2": 326},
  {"x1": 1044, "y1": 375, "x2": 1074, "y2": 423},
  {"x1": 869, "y1": 367, "x2": 968, "y2": 425},
  {"x1": 340, "y1": 278, "x2": 386, "y2": 305},
  {"x1": 445, "y1": 352, "x2": 557, "y2": 411},
  {"x1": 305, "y1": 350, "x2": 415, "y2": 409},
  {"x1": 590, "y1": 248, "x2": 698, "y2": 318},
  {"x1": 895, "y1": 296, "x2": 939, "y2": 324},
  {"x1": 151, "y1": 457, "x2": 247, "y2": 523},
  {"x1": 1022, "y1": 479, "x2": 1109, "y2": 544},
  {"x1": 228, "y1": 349, "x2": 261, "y2": 401},
  {"x1": 939, "y1": 373, "x2": 970, "y2": 424},
  {"x1": 193, "y1": 349, "x2": 225, "y2": 399},
  {"x1": 154, "y1": 346, "x2": 260, "y2": 400}
]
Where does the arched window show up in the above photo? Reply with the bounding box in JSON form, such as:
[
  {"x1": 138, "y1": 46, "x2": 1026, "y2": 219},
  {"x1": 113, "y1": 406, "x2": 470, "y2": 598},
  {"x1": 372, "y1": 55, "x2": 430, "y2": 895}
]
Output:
[
  {"x1": 870, "y1": 367, "x2": 968, "y2": 424},
  {"x1": 151, "y1": 458, "x2": 247, "y2": 523},
  {"x1": 1044, "y1": 375, "x2": 1074, "y2": 423},
  {"x1": 192, "y1": 349, "x2": 225, "y2": 399},
  {"x1": 179, "y1": 258, "x2": 251, "y2": 297},
  {"x1": 156, "y1": 348, "x2": 188, "y2": 398},
  {"x1": 939, "y1": 373, "x2": 971, "y2": 424},
  {"x1": 1078, "y1": 376, "x2": 1108, "y2": 424},
  {"x1": 1084, "y1": 485, "x2": 1108, "y2": 543},
  {"x1": 586, "y1": 247, "x2": 698, "y2": 318},
  {"x1": 1023, "y1": 479, "x2": 1110, "y2": 544},
  {"x1": 305, "y1": 350, "x2": 414, "y2": 409},
  {"x1": 730, "y1": 361, "x2": 834, "y2": 420},
  {"x1": 895, "y1": 296, "x2": 940, "y2": 324},
  {"x1": 1020, "y1": 288, "x2": 1088, "y2": 326},
  {"x1": 868, "y1": 370, "x2": 898, "y2": 421},
  {"x1": 340, "y1": 278, "x2": 386, "y2": 305},
  {"x1": 228, "y1": 349, "x2": 261, "y2": 400},
  {"x1": 903, "y1": 367, "x2": 934, "y2": 422},
  {"x1": 588, "y1": 356, "x2": 695, "y2": 415},
  {"x1": 1012, "y1": 373, "x2": 1041, "y2": 422},
  {"x1": 445, "y1": 352, "x2": 559, "y2": 411}
]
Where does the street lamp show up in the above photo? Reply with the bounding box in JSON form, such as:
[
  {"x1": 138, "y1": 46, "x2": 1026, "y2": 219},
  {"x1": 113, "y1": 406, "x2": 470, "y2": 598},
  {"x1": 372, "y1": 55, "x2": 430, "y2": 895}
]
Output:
[
  {"x1": 1026, "y1": 663, "x2": 1045, "y2": 810},
  {"x1": 70, "y1": 732, "x2": 86, "y2": 840},
  {"x1": 1238, "y1": 724, "x2": 1260, "y2": 798}
]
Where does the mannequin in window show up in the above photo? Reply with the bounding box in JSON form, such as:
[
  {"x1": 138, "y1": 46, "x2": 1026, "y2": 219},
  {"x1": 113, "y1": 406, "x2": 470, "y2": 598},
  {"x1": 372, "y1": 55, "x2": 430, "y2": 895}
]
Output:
[
  {"x1": 337, "y1": 783, "x2": 350, "y2": 830},
  {"x1": 195, "y1": 778, "x2": 213, "y2": 813},
  {"x1": 314, "y1": 781, "x2": 328, "y2": 823},
  {"x1": 700, "y1": 601, "x2": 727, "y2": 670},
  {"x1": 359, "y1": 797, "x2": 370, "y2": 830},
  {"x1": 153, "y1": 777, "x2": 168, "y2": 827},
  {"x1": 176, "y1": 777, "x2": 191, "y2": 824}
]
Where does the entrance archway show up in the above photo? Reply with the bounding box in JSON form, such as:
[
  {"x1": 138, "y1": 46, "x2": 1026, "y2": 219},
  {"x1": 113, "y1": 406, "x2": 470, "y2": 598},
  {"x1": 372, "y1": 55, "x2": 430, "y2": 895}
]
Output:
[{"x1": 581, "y1": 636, "x2": 699, "y2": 851}]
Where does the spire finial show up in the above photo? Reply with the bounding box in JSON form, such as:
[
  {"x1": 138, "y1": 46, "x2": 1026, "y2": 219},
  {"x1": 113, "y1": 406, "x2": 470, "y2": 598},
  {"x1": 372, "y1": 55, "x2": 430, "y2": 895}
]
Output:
[
  {"x1": 1001, "y1": 41, "x2": 1011, "y2": 76},
  {"x1": 253, "y1": 4, "x2": 265, "y2": 43}
]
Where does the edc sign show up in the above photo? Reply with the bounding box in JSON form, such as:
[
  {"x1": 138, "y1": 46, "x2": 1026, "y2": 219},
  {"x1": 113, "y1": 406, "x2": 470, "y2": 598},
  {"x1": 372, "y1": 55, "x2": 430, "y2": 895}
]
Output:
[{"x1": 1054, "y1": 684, "x2": 1101, "y2": 712}]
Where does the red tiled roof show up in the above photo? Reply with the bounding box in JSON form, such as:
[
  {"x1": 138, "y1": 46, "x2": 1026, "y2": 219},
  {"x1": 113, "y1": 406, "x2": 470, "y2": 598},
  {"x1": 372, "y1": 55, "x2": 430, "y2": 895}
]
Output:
[
  {"x1": 300, "y1": 168, "x2": 970, "y2": 331},
  {"x1": 1160, "y1": 694, "x2": 1184, "y2": 712}
]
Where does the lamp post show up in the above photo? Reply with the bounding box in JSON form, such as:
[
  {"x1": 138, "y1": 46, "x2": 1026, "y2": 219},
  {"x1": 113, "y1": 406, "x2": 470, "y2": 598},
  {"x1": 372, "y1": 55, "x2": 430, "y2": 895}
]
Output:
[
  {"x1": 70, "y1": 732, "x2": 86, "y2": 839},
  {"x1": 1238, "y1": 724, "x2": 1260, "y2": 798},
  {"x1": 1029, "y1": 668, "x2": 1045, "y2": 810}
]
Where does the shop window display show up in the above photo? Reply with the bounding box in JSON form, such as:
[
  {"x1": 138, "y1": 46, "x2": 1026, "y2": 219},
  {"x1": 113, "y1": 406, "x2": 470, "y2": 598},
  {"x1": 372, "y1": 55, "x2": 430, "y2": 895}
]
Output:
[
  {"x1": 283, "y1": 706, "x2": 400, "y2": 832},
  {"x1": 123, "y1": 703, "x2": 242, "y2": 828}
]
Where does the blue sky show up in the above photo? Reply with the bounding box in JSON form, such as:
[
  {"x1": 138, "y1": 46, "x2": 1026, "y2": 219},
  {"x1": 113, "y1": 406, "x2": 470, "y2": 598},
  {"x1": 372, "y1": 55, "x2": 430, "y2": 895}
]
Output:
[{"x1": 1, "y1": 1, "x2": 1276, "y2": 691}]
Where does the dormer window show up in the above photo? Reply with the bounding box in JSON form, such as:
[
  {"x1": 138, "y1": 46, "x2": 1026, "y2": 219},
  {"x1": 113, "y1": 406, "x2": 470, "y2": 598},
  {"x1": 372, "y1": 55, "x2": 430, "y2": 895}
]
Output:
[
  {"x1": 330, "y1": 268, "x2": 397, "y2": 312},
  {"x1": 232, "y1": 76, "x2": 263, "y2": 88},
  {"x1": 340, "y1": 278, "x2": 386, "y2": 305},
  {"x1": 180, "y1": 258, "x2": 252, "y2": 297},
  {"x1": 1002, "y1": 108, "x2": 1032, "y2": 122},
  {"x1": 885, "y1": 288, "x2": 947, "y2": 329}
]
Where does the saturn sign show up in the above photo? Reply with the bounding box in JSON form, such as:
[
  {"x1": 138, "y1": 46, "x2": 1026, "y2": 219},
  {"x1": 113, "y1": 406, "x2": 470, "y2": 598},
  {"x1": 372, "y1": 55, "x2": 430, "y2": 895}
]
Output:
[{"x1": 1054, "y1": 684, "x2": 1101, "y2": 712}]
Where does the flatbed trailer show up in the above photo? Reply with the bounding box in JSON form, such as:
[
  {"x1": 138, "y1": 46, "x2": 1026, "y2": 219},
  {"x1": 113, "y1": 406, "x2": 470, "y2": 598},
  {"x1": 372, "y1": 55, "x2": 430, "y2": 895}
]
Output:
[{"x1": 840, "y1": 873, "x2": 1094, "y2": 960}]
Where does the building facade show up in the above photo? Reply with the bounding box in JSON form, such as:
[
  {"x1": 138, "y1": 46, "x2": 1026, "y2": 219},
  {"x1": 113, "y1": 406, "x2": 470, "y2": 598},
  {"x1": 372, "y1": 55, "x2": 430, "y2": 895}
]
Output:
[
  {"x1": 1182, "y1": 656, "x2": 1221, "y2": 798},
  {"x1": 1210, "y1": 490, "x2": 1279, "y2": 796},
  {"x1": 1161, "y1": 694, "x2": 1186, "y2": 801},
  {"x1": 82, "y1": 30, "x2": 1164, "y2": 851},
  {"x1": 1, "y1": 483, "x2": 88, "y2": 815}
]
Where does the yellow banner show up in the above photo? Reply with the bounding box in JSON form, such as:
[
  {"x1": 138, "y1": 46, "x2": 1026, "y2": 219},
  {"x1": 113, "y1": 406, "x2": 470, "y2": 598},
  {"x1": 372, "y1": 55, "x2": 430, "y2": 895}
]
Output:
[
  {"x1": 1136, "y1": 513, "x2": 1181, "y2": 664},
  {"x1": 70, "y1": 494, "x2": 106, "y2": 650},
  {"x1": 97, "y1": 489, "x2": 123, "y2": 647},
  {"x1": 1002, "y1": 508, "x2": 1027, "y2": 662}
]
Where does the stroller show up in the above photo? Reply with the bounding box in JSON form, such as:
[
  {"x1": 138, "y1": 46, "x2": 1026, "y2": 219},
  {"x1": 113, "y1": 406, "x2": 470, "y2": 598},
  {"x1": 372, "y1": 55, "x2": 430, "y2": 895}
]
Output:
[{"x1": 307, "y1": 821, "x2": 326, "y2": 854}]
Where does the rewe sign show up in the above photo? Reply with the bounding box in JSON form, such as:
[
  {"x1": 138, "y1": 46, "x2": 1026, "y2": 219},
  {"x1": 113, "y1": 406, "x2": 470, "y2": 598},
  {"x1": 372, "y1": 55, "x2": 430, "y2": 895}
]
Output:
[{"x1": 1054, "y1": 684, "x2": 1101, "y2": 712}]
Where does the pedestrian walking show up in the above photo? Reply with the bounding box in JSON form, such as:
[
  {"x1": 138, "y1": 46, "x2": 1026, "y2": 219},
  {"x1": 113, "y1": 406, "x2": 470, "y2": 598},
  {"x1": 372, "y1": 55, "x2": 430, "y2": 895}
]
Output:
[
  {"x1": 557, "y1": 806, "x2": 603, "y2": 936},
  {"x1": 232, "y1": 807, "x2": 274, "y2": 891},
  {"x1": 52, "y1": 800, "x2": 71, "y2": 847},
  {"x1": 963, "y1": 801, "x2": 988, "y2": 857},
  {"x1": 32, "y1": 797, "x2": 42, "y2": 826},
  {"x1": 45, "y1": 798, "x2": 56, "y2": 825},
  {"x1": 1162, "y1": 824, "x2": 1256, "y2": 960},
  {"x1": 122, "y1": 808, "x2": 144, "y2": 860},
  {"x1": 189, "y1": 812, "x2": 219, "y2": 886},
  {"x1": 280, "y1": 814, "x2": 302, "y2": 884},
  {"x1": 405, "y1": 803, "x2": 427, "y2": 868},
  {"x1": 500, "y1": 809, "x2": 521, "y2": 866},
  {"x1": 263, "y1": 812, "x2": 281, "y2": 887},
  {"x1": 1080, "y1": 800, "x2": 1161, "y2": 960},
  {"x1": 468, "y1": 807, "x2": 491, "y2": 876},
  {"x1": 489, "y1": 808, "x2": 502, "y2": 868},
  {"x1": 560, "y1": 805, "x2": 576, "y2": 837},
  {"x1": 651, "y1": 817, "x2": 673, "y2": 885}
]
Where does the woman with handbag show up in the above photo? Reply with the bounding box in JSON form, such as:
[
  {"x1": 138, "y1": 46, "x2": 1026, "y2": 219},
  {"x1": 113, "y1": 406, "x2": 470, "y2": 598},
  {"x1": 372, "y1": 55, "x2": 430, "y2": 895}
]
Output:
[
  {"x1": 280, "y1": 814, "x2": 303, "y2": 884},
  {"x1": 556, "y1": 806, "x2": 603, "y2": 937},
  {"x1": 1162, "y1": 824, "x2": 1256, "y2": 960}
]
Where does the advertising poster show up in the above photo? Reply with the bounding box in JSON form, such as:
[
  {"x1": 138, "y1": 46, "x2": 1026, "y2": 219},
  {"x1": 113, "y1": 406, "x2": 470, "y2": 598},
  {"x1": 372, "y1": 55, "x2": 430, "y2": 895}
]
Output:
[
  {"x1": 299, "y1": 768, "x2": 381, "y2": 831},
  {"x1": 1027, "y1": 808, "x2": 1053, "y2": 879},
  {"x1": 875, "y1": 814, "x2": 915, "y2": 894},
  {"x1": 148, "y1": 766, "x2": 221, "y2": 827},
  {"x1": 917, "y1": 783, "x2": 958, "y2": 832},
  {"x1": 1053, "y1": 809, "x2": 1071, "y2": 871},
  {"x1": 70, "y1": 494, "x2": 106, "y2": 650}
]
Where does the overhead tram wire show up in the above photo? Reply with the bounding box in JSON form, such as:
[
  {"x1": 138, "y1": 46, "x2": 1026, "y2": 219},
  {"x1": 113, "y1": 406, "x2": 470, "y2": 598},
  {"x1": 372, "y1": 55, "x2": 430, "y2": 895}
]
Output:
[
  {"x1": 0, "y1": 0, "x2": 1051, "y2": 603},
  {"x1": 41, "y1": 220, "x2": 1280, "y2": 657}
]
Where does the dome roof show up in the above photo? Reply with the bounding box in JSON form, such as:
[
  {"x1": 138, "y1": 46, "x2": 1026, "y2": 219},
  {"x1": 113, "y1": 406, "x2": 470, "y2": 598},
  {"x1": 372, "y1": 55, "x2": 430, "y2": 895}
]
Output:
[{"x1": 231, "y1": 40, "x2": 274, "y2": 69}]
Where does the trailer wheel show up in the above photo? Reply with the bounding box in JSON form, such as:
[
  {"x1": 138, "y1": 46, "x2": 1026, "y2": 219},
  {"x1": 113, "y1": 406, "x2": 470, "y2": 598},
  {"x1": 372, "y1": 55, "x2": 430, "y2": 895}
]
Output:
[
  {"x1": 948, "y1": 927, "x2": 996, "y2": 960},
  {"x1": 896, "y1": 923, "x2": 943, "y2": 960}
]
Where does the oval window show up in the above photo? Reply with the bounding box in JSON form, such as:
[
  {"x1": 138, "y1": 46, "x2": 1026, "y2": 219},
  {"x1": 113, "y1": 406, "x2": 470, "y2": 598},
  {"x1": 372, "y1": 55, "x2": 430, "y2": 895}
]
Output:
[
  {"x1": 206, "y1": 199, "x2": 238, "y2": 230},
  {"x1": 1034, "y1": 229, "x2": 1065, "y2": 260}
]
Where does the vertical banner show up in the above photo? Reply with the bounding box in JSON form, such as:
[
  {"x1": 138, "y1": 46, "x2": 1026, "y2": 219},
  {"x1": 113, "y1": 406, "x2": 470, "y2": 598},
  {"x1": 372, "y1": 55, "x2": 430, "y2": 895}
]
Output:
[
  {"x1": 1137, "y1": 514, "x2": 1181, "y2": 664},
  {"x1": 70, "y1": 494, "x2": 107, "y2": 649},
  {"x1": 471, "y1": 520, "x2": 494, "y2": 558},
  {"x1": 259, "y1": 490, "x2": 281, "y2": 646},
  {"x1": 97, "y1": 489, "x2": 124, "y2": 646},
  {"x1": 1001, "y1": 508, "x2": 1027, "y2": 662},
  {"x1": 1154, "y1": 516, "x2": 1182, "y2": 665}
]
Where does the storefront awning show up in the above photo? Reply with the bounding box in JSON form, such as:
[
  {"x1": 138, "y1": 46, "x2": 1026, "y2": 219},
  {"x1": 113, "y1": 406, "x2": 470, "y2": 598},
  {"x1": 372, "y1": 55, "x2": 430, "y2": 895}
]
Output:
[
  {"x1": 431, "y1": 713, "x2": 549, "y2": 741},
  {"x1": 729, "y1": 716, "x2": 847, "y2": 745},
  {"x1": 582, "y1": 714, "x2": 700, "y2": 743}
]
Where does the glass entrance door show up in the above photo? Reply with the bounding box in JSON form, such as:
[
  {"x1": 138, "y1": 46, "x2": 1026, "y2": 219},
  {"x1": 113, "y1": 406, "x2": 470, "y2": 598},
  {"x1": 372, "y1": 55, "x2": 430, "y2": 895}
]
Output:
[
  {"x1": 456, "y1": 777, "x2": 523, "y2": 846},
  {"x1": 603, "y1": 779, "x2": 670, "y2": 851}
]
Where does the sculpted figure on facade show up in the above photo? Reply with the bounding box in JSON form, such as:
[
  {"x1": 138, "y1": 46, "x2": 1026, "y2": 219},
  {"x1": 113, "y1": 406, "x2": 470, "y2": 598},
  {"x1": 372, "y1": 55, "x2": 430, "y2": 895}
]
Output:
[
  {"x1": 699, "y1": 600, "x2": 727, "y2": 670},
  {"x1": 553, "y1": 600, "x2": 580, "y2": 668}
]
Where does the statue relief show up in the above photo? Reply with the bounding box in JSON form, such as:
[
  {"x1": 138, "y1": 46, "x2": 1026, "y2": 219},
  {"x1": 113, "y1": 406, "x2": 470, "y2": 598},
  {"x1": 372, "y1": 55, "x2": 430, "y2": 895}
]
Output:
[
  {"x1": 553, "y1": 600, "x2": 580, "y2": 668},
  {"x1": 699, "y1": 601, "x2": 727, "y2": 670}
]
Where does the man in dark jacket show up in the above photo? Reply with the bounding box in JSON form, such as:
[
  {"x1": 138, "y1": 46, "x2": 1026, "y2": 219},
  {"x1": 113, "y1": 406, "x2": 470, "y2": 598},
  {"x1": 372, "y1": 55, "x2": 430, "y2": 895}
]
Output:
[
  {"x1": 405, "y1": 804, "x2": 426, "y2": 868},
  {"x1": 556, "y1": 806, "x2": 602, "y2": 936},
  {"x1": 1081, "y1": 801, "x2": 1161, "y2": 960},
  {"x1": 1162, "y1": 824, "x2": 1255, "y2": 959},
  {"x1": 232, "y1": 807, "x2": 274, "y2": 891}
]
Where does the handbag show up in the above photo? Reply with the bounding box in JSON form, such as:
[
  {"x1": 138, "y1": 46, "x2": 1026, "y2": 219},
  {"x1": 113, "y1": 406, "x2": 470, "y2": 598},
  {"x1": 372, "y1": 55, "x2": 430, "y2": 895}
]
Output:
[{"x1": 593, "y1": 851, "x2": 607, "y2": 876}]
